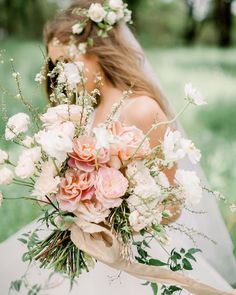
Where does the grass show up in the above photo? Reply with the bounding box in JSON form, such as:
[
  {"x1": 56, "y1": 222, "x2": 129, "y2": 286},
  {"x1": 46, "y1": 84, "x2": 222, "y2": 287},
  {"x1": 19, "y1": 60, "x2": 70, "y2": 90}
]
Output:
[{"x1": 0, "y1": 39, "x2": 235, "y2": 251}]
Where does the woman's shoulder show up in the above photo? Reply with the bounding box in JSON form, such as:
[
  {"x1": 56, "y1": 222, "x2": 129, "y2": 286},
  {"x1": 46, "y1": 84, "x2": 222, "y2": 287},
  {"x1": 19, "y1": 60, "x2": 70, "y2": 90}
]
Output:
[{"x1": 121, "y1": 95, "x2": 168, "y2": 131}]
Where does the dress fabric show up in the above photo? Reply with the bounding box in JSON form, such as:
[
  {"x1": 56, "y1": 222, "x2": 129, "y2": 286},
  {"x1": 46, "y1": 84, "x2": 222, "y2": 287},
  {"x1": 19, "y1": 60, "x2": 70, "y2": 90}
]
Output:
[{"x1": 0, "y1": 110, "x2": 235, "y2": 295}]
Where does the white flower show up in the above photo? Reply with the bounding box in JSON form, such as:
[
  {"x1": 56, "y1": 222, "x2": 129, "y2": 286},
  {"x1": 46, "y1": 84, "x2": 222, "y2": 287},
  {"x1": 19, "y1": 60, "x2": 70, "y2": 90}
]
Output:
[
  {"x1": 12, "y1": 72, "x2": 20, "y2": 79},
  {"x1": 15, "y1": 147, "x2": 41, "y2": 179},
  {"x1": 88, "y1": 3, "x2": 106, "y2": 23},
  {"x1": 185, "y1": 83, "x2": 207, "y2": 106},
  {"x1": 35, "y1": 72, "x2": 45, "y2": 84},
  {"x1": 0, "y1": 167, "x2": 14, "y2": 185},
  {"x1": 22, "y1": 136, "x2": 34, "y2": 148},
  {"x1": 109, "y1": 0, "x2": 124, "y2": 11},
  {"x1": 58, "y1": 62, "x2": 84, "y2": 90},
  {"x1": 5, "y1": 113, "x2": 30, "y2": 140},
  {"x1": 0, "y1": 191, "x2": 3, "y2": 206},
  {"x1": 105, "y1": 11, "x2": 117, "y2": 25},
  {"x1": 163, "y1": 128, "x2": 185, "y2": 165},
  {"x1": 155, "y1": 171, "x2": 170, "y2": 188},
  {"x1": 181, "y1": 138, "x2": 201, "y2": 164},
  {"x1": 40, "y1": 104, "x2": 84, "y2": 128},
  {"x1": 32, "y1": 159, "x2": 60, "y2": 200},
  {"x1": 93, "y1": 124, "x2": 116, "y2": 149},
  {"x1": 230, "y1": 204, "x2": 236, "y2": 213},
  {"x1": 72, "y1": 23, "x2": 84, "y2": 35},
  {"x1": 126, "y1": 161, "x2": 156, "y2": 187},
  {"x1": 129, "y1": 210, "x2": 153, "y2": 232},
  {"x1": 123, "y1": 9, "x2": 132, "y2": 22},
  {"x1": 78, "y1": 43, "x2": 87, "y2": 54},
  {"x1": 175, "y1": 169, "x2": 203, "y2": 206},
  {"x1": 0, "y1": 149, "x2": 8, "y2": 164},
  {"x1": 116, "y1": 8, "x2": 124, "y2": 21},
  {"x1": 35, "y1": 122, "x2": 74, "y2": 163}
]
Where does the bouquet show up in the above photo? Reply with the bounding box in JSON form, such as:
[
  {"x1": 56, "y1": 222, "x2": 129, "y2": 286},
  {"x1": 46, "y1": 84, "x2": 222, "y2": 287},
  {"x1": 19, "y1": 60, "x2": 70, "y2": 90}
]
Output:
[{"x1": 0, "y1": 60, "x2": 235, "y2": 295}]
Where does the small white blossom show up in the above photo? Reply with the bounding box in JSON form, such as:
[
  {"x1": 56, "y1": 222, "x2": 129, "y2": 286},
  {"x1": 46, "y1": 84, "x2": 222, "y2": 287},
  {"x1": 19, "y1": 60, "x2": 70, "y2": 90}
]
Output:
[
  {"x1": 78, "y1": 43, "x2": 87, "y2": 54},
  {"x1": 72, "y1": 23, "x2": 84, "y2": 35},
  {"x1": 88, "y1": 3, "x2": 106, "y2": 23},
  {"x1": 181, "y1": 138, "x2": 201, "y2": 164},
  {"x1": 93, "y1": 124, "x2": 117, "y2": 149},
  {"x1": 123, "y1": 8, "x2": 132, "y2": 23},
  {"x1": 185, "y1": 83, "x2": 207, "y2": 106},
  {"x1": 12, "y1": 72, "x2": 20, "y2": 79},
  {"x1": 0, "y1": 149, "x2": 8, "y2": 164},
  {"x1": 58, "y1": 62, "x2": 84, "y2": 91},
  {"x1": 155, "y1": 171, "x2": 170, "y2": 188},
  {"x1": 22, "y1": 136, "x2": 34, "y2": 148},
  {"x1": 5, "y1": 113, "x2": 30, "y2": 140},
  {"x1": 116, "y1": 8, "x2": 124, "y2": 21},
  {"x1": 230, "y1": 204, "x2": 236, "y2": 213},
  {"x1": 175, "y1": 169, "x2": 203, "y2": 206},
  {"x1": 0, "y1": 167, "x2": 14, "y2": 185},
  {"x1": 35, "y1": 72, "x2": 45, "y2": 84}
]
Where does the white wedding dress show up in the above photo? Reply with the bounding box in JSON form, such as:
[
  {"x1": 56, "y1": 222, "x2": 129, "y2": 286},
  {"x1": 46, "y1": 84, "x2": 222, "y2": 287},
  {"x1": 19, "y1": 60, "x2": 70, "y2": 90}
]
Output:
[{"x1": 0, "y1": 26, "x2": 236, "y2": 295}]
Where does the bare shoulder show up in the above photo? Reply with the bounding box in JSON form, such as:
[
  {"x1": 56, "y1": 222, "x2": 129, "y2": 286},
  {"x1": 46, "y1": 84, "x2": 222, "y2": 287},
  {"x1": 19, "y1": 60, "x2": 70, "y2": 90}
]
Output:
[{"x1": 121, "y1": 95, "x2": 168, "y2": 132}]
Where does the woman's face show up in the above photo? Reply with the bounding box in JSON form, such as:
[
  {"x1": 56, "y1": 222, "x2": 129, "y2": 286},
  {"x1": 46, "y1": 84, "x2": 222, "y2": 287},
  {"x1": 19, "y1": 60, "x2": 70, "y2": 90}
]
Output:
[{"x1": 48, "y1": 41, "x2": 101, "y2": 93}]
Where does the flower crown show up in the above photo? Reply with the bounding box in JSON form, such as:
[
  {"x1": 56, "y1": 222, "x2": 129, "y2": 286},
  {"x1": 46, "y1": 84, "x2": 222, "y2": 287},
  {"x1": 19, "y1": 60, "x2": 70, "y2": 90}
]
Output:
[{"x1": 72, "y1": 0, "x2": 132, "y2": 38}]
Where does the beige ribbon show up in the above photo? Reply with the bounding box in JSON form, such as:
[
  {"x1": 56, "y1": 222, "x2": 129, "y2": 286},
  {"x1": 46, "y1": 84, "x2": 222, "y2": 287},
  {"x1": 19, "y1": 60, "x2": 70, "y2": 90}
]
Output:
[{"x1": 70, "y1": 219, "x2": 236, "y2": 295}]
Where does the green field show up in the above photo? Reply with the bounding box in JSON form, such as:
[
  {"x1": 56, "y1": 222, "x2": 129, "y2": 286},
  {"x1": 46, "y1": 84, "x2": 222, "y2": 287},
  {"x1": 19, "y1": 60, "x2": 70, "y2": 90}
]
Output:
[{"x1": 0, "y1": 39, "x2": 236, "y2": 251}]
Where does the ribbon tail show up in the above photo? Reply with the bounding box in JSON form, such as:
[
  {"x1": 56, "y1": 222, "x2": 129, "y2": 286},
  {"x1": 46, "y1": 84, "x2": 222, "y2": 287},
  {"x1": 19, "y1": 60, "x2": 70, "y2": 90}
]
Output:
[{"x1": 70, "y1": 222, "x2": 235, "y2": 295}]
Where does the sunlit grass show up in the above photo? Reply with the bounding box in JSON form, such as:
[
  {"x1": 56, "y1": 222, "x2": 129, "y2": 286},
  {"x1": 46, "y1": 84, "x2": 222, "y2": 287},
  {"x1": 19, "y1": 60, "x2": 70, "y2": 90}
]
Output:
[{"x1": 0, "y1": 39, "x2": 235, "y2": 249}]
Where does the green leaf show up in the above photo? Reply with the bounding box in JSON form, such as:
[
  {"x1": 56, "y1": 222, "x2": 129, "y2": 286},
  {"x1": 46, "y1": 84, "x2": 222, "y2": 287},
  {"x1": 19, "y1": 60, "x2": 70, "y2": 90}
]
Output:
[
  {"x1": 10, "y1": 280, "x2": 22, "y2": 292},
  {"x1": 185, "y1": 252, "x2": 197, "y2": 261},
  {"x1": 148, "y1": 259, "x2": 167, "y2": 267},
  {"x1": 151, "y1": 282, "x2": 158, "y2": 295},
  {"x1": 188, "y1": 248, "x2": 201, "y2": 255},
  {"x1": 142, "y1": 281, "x2": 150, "y2": 286},
  {"x1": 18, "y1": 238, "x2": 28, "y2": 244},
  {"x1": 182, "y1": 258, "x2": 193, "y2": 270},
  {"x1": 180, "y1": 248, "x2": 185, "y2": 254},
  {"x1": 170, "y1": 264, "x2": 181, "y2": 272},
  {"x1": 142, "y1": 240, "x2": 151, "y2": 248}
]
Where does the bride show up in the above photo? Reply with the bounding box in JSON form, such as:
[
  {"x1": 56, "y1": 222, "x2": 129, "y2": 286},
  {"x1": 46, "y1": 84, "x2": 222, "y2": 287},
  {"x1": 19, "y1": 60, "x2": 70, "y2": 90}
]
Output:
[{"x1": 0, "y1": 0, "x2": 236, "y2": 294}]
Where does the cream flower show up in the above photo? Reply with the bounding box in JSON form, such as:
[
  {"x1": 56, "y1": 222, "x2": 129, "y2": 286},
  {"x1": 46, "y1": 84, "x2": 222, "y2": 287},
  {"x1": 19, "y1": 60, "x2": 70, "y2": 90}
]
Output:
[
  {"x1": 185, "y1": 83, "x2": 207, "y2": 106},
  {"x1": 35, "y1": 122, "x2": 74, "y2": 163},
  {"x1": 32, "y1": 159, "x2": 60, "y2": 201},
  {"x1": 58, "y1": 62, "x2": 84, "y2": 90},
  {"x1": 109, "y1": 0, "x2": 124, "y2": 11},
  {"x1": 40, "y1": 104, "x2": 84, "y2": 128},
  {"x1": 72, "y1": 23, "x2": 84, "y2": 35},
  {"x1": 88, "y1": 3, "x2": 106, "y2": 23},
  {"x1": 105, "y1": 11, "x2": 117, "y2": 25},
  {"x1": 129, "y1": 210, "x2": 156, "y2": 232},
  {"x1": 93, "y1": 124, "x2": 117, "y2": 149},
  {"x1": 0, "y1": 149, "x2": 8, "y2": 164},
  {"x1": 126, "y1": 161, "x2": 156, "y2": 187},
  {"x1": 175, "y1": 169, "x2": 203, "y2": 206},
  {"x1": 155, "y1": 171, "x2": 170, "y2": 188},
  {"x1": 15, "y1": 147, "x2": 41, "y2": 179},
  {"x1": 181, "y1": 138, "x2": 201, "y2": 164},
  {"x1": 0, "y1": 167, "x2": 14, "y2": 185},
  {"x1": 22, "y1": 136, "x2": 34, "y2": 148},
  {"x1": 5, "y1": 113, "x2": 30, "y2": 140}
]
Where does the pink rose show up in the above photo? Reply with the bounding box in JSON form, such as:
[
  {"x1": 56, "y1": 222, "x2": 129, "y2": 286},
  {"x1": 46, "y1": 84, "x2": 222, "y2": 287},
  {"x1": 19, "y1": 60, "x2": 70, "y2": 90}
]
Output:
[
  {"x1": 95, "y1": 166, "x2": 128, "y2": 209},
  {"x1": 75, "y1": 195, "x2": 110, "y2": 224},
  {"x1": 56, "y1": 169, "x2": 96, "y2": 212},
  {"x1": 68, "y1": 136, "x2": 110, "y2": 172},
  {"x1": 109, "y1": 121, "x2": 150, "y2": 165}
]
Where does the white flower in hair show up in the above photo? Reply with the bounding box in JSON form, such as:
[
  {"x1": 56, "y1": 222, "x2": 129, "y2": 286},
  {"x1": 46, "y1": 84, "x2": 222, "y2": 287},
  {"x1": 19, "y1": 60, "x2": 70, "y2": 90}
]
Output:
[
  {"x1": 72, "y1": 23, "x2": 84, "y2": 35},
  {"x1": 109, "y1": 0, "x2": 124, "y2": 11},
  {"x1": 105, "y1": 11, "x2": 117, "y2": 25},
  {"x1": 88, "y1": 3, "x2": 106, "y2": 23},
  {"x1": 185, "y1": 83, "x2": 207, "y2": 106},
  {"x1": 5, "y1": 113, "x2": 30, "y2": 141}
]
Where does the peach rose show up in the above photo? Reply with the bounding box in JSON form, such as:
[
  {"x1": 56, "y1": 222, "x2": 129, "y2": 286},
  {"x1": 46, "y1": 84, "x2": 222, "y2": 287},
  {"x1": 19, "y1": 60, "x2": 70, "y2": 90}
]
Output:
[
  {"x1": 75, "y1": 195, "x2": 110, "y2": 224},
  {"x1": 95, "y1": 166, "x2": 128, "y2": 209},
  {"x1": 56, "y1": 169, "x2": 96, "y2": 212},
  {"x1": 68, "y1": 136, "x2": 110, "y2": 172},
  {"x1": 109, "y1": 121, "x2": 150, "y2": 165}
]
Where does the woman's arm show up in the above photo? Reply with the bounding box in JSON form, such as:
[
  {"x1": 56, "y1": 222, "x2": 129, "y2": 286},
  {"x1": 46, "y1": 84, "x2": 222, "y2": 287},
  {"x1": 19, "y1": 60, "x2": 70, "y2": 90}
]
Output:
[{"x1": 121, "y1": 96, "x2": 181, "y2": 224}]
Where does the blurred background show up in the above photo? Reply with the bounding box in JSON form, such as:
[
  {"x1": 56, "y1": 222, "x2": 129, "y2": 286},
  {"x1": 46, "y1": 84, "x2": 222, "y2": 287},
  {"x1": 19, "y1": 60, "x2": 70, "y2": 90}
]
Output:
[{"x1": 0, "y1": 0, "x2": 235, "y2": 259}]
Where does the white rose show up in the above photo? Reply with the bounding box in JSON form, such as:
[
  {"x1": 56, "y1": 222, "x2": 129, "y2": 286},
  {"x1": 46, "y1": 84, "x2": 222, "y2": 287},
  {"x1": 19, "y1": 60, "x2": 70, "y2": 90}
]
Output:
[
  {"x1": 88, "y1": 3, "x2": 106, "y2": 23},
  {"x1": 181, "y1": 138, "x2": 201, "y2": 164},
  {"x1": 109, "y1": 0, "x2": 124, "y2": 10},
  {"x1": 5, "y1": 113, "x2": 30, "y2": 140},
  {"x1": 40, "y1": 104, "x2": 84, "y2": 128},
  {"x1": 0, "y1": 149, "x2": 8, "y2": 164},
  {"x1": 15, "y1": 147, "x2": 41, "y2": 179},
  {"x1": 32, "y1": 160, "x2": 60, "y2": 200},
  {"x1": 72, "y1": 23, "x2": 84, "y2": 35},
  {"x1": 0, "y1": 167, "x2": 14, "y2": 185},
  {"x1": 123, "y1": 9, "x2": 132, "y2": 22},
  {"x1": 0, "y1": 191, "x2": 3, "y2": 206},
  {"x1": 175, "y1": 169, "x2": 203, "y2": 206},
  {"x1": 184, "y1": 83, "x2": 207, "y2": 106},
  {"x1": 163, "y1": 127, "x2": 185, "y2": 165},
  {"x1": 57, "y1": 62, "x2": 84, "y2": 90},
  {"x1": 35, "y1": 122, "x2": 74, "y2": 163},
  {"x1": 116, "y1": 8, "x2": 124, "y2": 21},
  {"x1": 105, "y1": 11, "x2": 117, "y2": 25}
]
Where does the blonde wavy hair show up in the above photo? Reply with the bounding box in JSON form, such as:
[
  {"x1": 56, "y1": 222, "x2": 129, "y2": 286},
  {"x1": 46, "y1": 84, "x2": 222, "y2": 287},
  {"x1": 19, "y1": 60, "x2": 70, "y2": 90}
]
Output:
[{"x1": 43, "y1": 0, "x2": 170, "y2": 116}]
